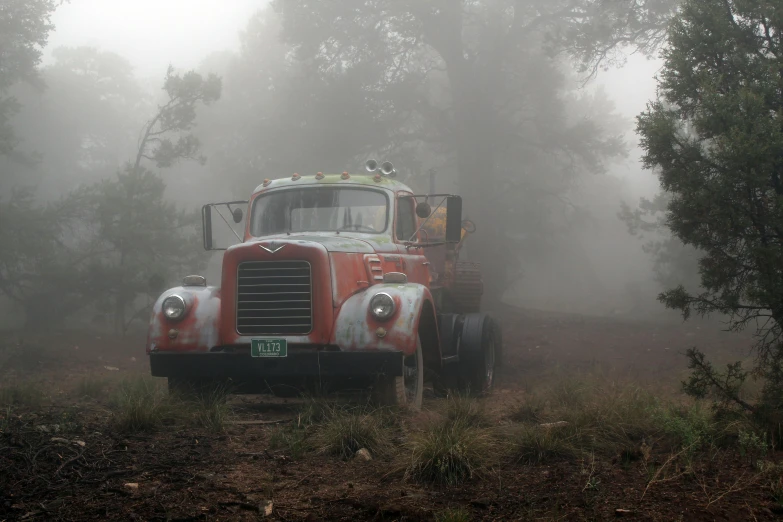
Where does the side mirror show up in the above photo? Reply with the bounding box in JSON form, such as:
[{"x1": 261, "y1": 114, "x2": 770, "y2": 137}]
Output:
[
  {"x1": 416, "y1": 201, "x2": 432, "y2": 219},
  {"x1": 232, "y1": 207, "x2": 244, "y2": 223},
  {"x1": 202, "y1": 204, "x2": 214, "y2": 250},
  {"x1": 445, "y1": 196, "x2": 463, "y2": 243}
]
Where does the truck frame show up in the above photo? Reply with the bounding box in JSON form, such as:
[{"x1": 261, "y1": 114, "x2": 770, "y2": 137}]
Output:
[{"x1": 145, "y1": 161, "x2": 501, "y2": 409}]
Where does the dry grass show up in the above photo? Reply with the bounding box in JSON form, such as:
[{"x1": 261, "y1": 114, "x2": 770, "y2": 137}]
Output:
[
  {"x1": 402, "y1": 396, "x2": 498, "y2": 485},
  {"x1": 110, "y1": 377, "x2": 173, "y2": 433},
  {"x1": 311, "y1": 403, "x2": 393, "y2": 460},
  {"x1": 505, "y1": 377, "x2": 737, "y2": 463},
  {"x1": 434, "y1": 507, "x2": 472, "y2": 522},
  {"x1": 0, "y1": 382, "x2": 46, "y2": 408},
  {"x1": 75, "y1": 374, "x2": 109, "y2": 399},
  {"x1": 109, "y1": 377, "x2": 231, "y2": 433}
]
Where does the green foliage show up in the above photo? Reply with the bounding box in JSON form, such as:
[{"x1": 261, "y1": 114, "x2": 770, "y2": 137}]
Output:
[
  {"x1": 737, "y1": 429, "x2": 768, "y2": 466},
  {"x1": 638, "y1": 0, "x2": 783, "y2": 419},
  {"x1": 0, "y1": 186, "x2": 93, "y2": 327},
  {"x1": 652, "y1": 401, "x2": 716, "y2": 455},
  {"x1": 85, "y1": 165, "x2": 204, "y2": 333},
  {"x1": 619, "y1": 192, "x2": 702, "y2": 290},
  {"x1": 681, "y1": 348, "x2": 752, "y2": 412},
  {"x1": 0, "y1": 0, "x2": 58, "y2": 156}
]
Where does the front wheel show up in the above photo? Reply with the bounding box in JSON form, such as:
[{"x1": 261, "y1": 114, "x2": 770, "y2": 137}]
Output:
[{"x1": 373, "y1": 338, "x2": 424, "y2": 410}]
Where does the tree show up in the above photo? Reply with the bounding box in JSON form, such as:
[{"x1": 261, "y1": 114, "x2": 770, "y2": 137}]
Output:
[
  {"x1": 94, "y1": 66, "x2": 221, "y2": 334},
  {"x1": 198, "y1": 8, "x2": 406, "y2": 199},
  {"x1": 5, "y1": 46, "x2": 148, "y2": 194},
  {"x1": 273, "y1": 0, "x2": 677, "y2": 305},
  {"x1": 0, "y1": 0, "x2": 58, "y2": 159},
  {"x1": 0, "y1": 186, "x2": 95, "y2": 329},
  {"x1": 637, "y1": 0, "x2": 783, "y2": 414},
  {"x1": 619, "y1": 191, "x2": 702, "y2": 291}
]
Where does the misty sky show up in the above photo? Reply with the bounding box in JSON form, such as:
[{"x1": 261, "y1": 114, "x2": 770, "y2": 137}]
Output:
[{"x1": 44, "y1": 0, "x2": 663, "y2": 193}]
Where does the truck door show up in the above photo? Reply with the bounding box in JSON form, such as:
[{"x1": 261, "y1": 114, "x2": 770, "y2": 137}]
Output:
[{"x1": 395, "y1": 193, "x2": 430, "y2": 286}]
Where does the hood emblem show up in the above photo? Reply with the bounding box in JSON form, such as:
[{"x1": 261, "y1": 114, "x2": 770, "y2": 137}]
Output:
[{"x1": 259, "y1": 242, "x2": 286, "y2": 254}]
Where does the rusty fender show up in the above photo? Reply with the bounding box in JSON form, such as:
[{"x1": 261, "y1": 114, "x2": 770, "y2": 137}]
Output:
[
  {"x1": 330, "y1": 283, "x2": 434, "y2": 355},
  {"x1": 146, "y1": 286, "x2": 220, "y2": 354}
]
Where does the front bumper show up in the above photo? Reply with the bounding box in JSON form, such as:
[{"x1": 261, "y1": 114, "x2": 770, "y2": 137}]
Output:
[{"x1": 149, "y1": 351, "x2": 403, "y2": 379}]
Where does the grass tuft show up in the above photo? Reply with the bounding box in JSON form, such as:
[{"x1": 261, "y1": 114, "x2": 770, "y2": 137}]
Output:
[
  {"x1": 269, "y1": 425, "x2": 311, "y2": 459},
  {"x1": 110, "y1": 377, "x2": 172, "y2": 433},
  {"x1": 404, "y1": 416, "x2": 495, "y2": 485},
  {"x1": 312, "y1": 404, "x2": 391, "y2": 459},
  {"x1": 75, "y1": 375, "x2": 108, "y2": 399},
  {"x1": 0, "y1": 382, "x2": 46, "y2": 408},
  {"x1": 190, "y1": 387, "x2": 231, "y2": 432},
  {"x1": 443, "y1": 393, "x2": 489, "y2": 428},
  {"x1": 513, "y1": 425, "x2": 579, "y2": 464},
  {"x1": 434, "y1": 506, "x2": 472, "y2": 522}
]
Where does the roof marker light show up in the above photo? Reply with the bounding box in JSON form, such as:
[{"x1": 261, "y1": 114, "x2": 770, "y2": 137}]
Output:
[
  {"x1": 263, "y1": 178, "x2": 271, "y2": 187},
  {"x1": 341, "y1": 171, "x2": 350, "y2": 180},
  {"x1": 374, "y1": 174, "x2": 382, "y2": 182},
  {"x1": 292, "y1": 173, "x2": 301, "y2": 181},
  {"x1": 315, "y1": 172, "x2": 324, "y2": 180}
]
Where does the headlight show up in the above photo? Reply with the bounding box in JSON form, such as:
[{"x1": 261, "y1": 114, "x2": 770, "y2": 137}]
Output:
[
  {"x1": 369, "y1": 292, "x2": 395, "y2": 320},
  {"x1": 162, "y1": 295, "x2": 186, "y2": 321}
]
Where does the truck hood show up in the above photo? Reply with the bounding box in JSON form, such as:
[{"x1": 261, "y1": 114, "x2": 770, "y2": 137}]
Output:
[{"x1": 244, "y1": 234, "x2": 378, "y2": 253}]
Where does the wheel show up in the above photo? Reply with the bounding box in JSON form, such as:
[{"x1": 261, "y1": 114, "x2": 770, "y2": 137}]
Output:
[
  {"x1": 373, "y1": 337, "x2": 424, "y2": 409},
  {"x1": 457, "y1": 314, "x2": 498, "y2": 396}
]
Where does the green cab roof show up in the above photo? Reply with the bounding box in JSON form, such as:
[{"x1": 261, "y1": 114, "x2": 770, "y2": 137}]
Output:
[{"x1": 252, "y1": 173, "x2": 414, "y2": 196}]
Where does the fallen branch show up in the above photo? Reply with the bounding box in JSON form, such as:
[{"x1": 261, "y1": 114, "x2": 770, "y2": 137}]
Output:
[{"x1": 227, "y1": 419, "x2": 294, "y2": 426}]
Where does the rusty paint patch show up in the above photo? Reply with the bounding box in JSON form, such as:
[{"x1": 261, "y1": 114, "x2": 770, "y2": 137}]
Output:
[{"x1": 330, "y1": 284, "x2": 435, "y2": 355}]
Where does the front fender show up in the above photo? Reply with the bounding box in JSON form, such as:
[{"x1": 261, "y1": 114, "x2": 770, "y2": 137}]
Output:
[
  {"x1": 330, "y1": 283, "x2": 434, "y2": 355},
  {"x1": 146, "y1": 286, "x2": 221, "y2": 354}
]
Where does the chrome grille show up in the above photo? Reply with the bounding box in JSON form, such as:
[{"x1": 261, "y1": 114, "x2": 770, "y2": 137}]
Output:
[{"x1": 236, "y1": 260, "x2": 313, "y2": 335}]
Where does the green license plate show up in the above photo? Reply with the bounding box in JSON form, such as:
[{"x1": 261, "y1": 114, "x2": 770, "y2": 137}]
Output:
[{"x1": 251, "y1": 339, "x2": 288, "y2": 357}]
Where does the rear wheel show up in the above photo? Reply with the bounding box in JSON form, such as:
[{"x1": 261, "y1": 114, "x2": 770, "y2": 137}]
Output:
[
  {"x1": 457, "y1": 314, "x2": 499, "y2": 396},
  {"x1": 374, "y1": 337, "x2": 424, "y2": 410}
]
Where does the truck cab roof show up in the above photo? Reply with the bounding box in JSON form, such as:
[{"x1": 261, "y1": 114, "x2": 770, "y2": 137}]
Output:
[{"x1": 252, "y1": 173, "x2": 414, "y2": 196}]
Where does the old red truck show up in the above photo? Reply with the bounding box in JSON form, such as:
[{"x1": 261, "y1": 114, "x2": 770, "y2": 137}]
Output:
[{"x1": 146, "y1": 161, "x2": 501, "y2": 409}]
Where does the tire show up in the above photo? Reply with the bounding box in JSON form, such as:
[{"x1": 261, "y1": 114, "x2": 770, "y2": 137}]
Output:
[
  {"x1": 374, "y1": 337, "x2": 424, "y2": 410},
  {"x1": 458, "y1": 315, "x2": 498, "y2": 396}
]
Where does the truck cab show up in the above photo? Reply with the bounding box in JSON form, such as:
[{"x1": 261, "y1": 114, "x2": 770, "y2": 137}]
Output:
[{"x1": 146, "y1": 163, "x2": 500, "y2": 409}]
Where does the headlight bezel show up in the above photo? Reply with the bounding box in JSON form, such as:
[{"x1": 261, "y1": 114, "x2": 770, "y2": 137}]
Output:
[
  {"x1": 369, "y1": 292, "x2": 395, "y2": 321},
  {"x1": 162, "y1": 294, "x2": 187, "y2": 321}
]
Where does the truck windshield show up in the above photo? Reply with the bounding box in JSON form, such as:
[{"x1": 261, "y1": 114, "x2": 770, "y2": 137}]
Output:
[{"x1": 250, "y1": 187, "x2": 389, "y2": 236}]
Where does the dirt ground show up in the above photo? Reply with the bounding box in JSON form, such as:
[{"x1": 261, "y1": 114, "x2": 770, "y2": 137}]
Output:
[{"x1": 1, "y1": 306, "x2": 779, "y2": 521}]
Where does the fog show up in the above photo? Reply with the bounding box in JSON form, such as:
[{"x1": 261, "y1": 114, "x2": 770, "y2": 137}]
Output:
[{"x1": 1, "y1": 0, "x2": 689, "y2": 332}]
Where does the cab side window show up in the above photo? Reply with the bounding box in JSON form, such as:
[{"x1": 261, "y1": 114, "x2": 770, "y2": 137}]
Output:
[{"x1": 396, "y1": 197, "x2": 417, "y2": 241}]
